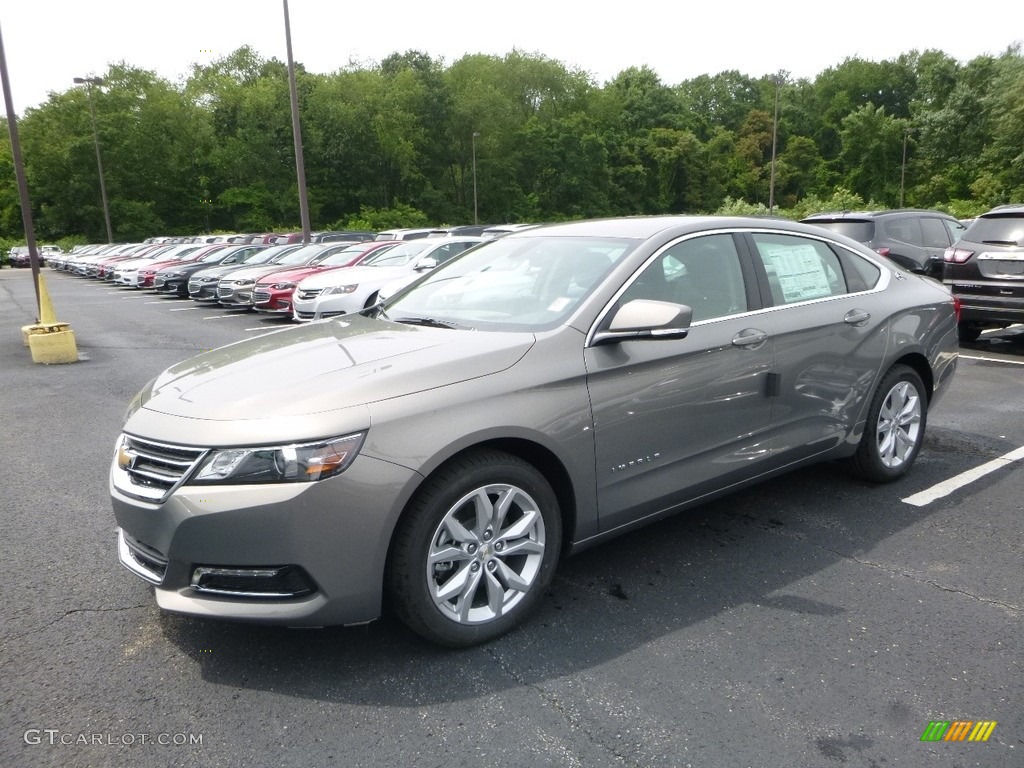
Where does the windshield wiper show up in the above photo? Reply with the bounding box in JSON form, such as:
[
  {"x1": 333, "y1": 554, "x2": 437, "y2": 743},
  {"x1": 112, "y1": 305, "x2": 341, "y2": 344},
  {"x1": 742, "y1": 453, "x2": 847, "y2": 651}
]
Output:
[
  {"x1": 358, "y1": 302, "x2": 389, "y2": 320},
  {"x1": 392, "y1": 315, "x2": 466, "y2": 330}
]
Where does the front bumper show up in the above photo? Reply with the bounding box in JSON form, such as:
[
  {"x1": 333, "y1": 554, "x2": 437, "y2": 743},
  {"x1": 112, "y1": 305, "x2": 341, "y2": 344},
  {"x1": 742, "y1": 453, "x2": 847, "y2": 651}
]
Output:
[{"x1": 110, "y1": 453, "x2": 419, "y2": 627}]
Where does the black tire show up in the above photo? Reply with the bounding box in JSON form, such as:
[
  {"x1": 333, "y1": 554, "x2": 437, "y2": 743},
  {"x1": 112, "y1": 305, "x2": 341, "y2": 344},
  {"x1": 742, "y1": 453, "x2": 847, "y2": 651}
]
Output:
[
  {"x1": 957, "y1": 322, "x2": 982, "y2": 343},
  {"x1": 847, "y1": 364, "x2": 927, "y2": 483},
  {"x1": 387, "y1": 448, "x2": 561, "y2": 647}
]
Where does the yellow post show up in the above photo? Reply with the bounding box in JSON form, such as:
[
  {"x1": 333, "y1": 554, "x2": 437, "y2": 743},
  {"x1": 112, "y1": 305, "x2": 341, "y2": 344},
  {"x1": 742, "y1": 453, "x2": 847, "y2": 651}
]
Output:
[{"x1": 22, "y1": 272, "x2": 78, "y2": 364}]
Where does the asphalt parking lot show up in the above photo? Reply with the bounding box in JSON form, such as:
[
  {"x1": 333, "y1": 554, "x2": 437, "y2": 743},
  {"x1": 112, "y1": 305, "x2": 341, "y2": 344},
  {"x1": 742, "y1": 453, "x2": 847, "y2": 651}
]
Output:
[{"x1": 2, "y1": 267, "x2": 1022, "y2": 768}]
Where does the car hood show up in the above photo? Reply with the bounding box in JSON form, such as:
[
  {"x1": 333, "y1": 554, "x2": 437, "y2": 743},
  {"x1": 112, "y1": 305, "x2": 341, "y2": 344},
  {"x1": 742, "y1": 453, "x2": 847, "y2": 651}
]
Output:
[
  {"x1": 298, "y1": 264, "x2": 408, "y2": 289},
  {"x1": 135, "y1": 315, "x2": 534, "y2": 428}
]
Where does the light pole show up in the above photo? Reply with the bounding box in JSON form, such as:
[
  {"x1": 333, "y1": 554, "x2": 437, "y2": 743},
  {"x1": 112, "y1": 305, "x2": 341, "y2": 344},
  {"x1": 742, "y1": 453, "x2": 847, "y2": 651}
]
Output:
[
  {"x1": 73, "y1": 76, "x2": 113, "y2": 243},
  {"x1": 472, "y1": 131, "x2": 480, "y2": 225},
  {"x1": 768, "y1": 72, "x2": 786, "y2": 215},
  {"x1": 283, "y1": 0, "x2": 311, "y2": 244},
  {"x1": 900, "y1": 127, "x2": 912, "y2": 207}
]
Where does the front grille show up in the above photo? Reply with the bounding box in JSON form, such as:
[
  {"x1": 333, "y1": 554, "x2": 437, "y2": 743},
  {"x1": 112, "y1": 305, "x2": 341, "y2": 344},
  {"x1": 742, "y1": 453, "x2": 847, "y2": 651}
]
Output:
[
  {"x1": 188, "y1": 282, "x2": 200, "y2": 294},
  {"x1": 116, "y1": 435, "x2": 207, "y2": 502},
  {"x1": 217, "y1": 286, "x2": 233, "y2": 298},
  {"x1": 252, "y1": 290, "x2": 271, "y2": 304},
  {"x1": 294, "y1": 309, "x2": 315, "y2": 320},
  {"x1": 154, "y1": 277, "x2": 166, "y2": 288},
  {"x1": 297, "y1": 288, "x2": 322, "y2": 301}
]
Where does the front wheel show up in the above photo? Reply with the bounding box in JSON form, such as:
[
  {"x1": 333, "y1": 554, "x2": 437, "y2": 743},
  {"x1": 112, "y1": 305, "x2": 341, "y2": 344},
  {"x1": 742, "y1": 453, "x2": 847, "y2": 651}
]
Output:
[
  {"x1": 387, "y1": 449, "x2": 561, "y2": 647},
  {"x1": 847, "y1": 364, "x2": 927, "y2": 483}
]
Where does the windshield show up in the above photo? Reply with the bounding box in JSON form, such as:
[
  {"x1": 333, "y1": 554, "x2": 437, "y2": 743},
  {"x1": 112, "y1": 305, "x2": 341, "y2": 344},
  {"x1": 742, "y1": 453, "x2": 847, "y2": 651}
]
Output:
[
  {"x1": 363, "y1": 241, "x2": 432, "y2": 267},
  {"x1": 384, "y1": 235, "x2": 637, "y2": 331},
  {"x1": 317, "y1": 244, "x2": 397, "y2": 267},
  {"x1": 199, "y1": 248, "x2": 233, "y2": 262},
  {"x1": 806, "y1": 220, "x2": 874, "y2": 243},
  {"x1": 275, "y1": 244, "x2": 327, "y2": 266},
  {"x1": 964, "y1": 214, "x2": 1024, "y2": 246}
]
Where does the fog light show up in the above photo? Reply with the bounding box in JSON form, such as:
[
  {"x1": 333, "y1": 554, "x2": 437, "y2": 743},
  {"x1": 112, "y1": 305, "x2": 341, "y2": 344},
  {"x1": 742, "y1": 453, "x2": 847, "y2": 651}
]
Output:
[{"x1": 190, "y1": 565, "x2": 316, "y2": 598}]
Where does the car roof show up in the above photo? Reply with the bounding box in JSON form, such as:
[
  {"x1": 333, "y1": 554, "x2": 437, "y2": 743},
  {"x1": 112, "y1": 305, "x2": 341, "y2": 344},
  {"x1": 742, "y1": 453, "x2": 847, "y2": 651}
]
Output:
[
  {"x1": 801, "y1": 209, "x2": 956, "y2": 221},
  {"x1": 981, "y1": 204, "x2": 1024, "y2": 216},
  {"x1": 505, "y1": 215, "x2": 814, "y2": 240}
]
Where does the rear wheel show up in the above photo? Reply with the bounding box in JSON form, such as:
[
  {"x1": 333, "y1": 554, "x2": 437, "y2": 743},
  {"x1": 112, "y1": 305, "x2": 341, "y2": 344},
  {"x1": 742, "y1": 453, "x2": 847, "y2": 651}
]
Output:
[
  {"x1": 388, "y1": 449, "x2": 561, "y2": 647},
  {"x1": 847, "y1": 364, "x2": 927, "y2": 483}
]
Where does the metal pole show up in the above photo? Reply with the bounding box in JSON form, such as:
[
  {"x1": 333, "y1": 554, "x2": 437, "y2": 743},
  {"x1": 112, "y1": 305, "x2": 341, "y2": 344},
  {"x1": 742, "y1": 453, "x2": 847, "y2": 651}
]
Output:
[
  {"x1": 768, "y1": 77, "x2": 781, "y2": 215},
  {"x1": 0, "y1": 21, "x2": 42, "y2": 316},
  {"x1": 472, "y1": 131, "x2": 480, "y2": 225},
  {"x1": 283, "y1": 0, "x2": 311, "y2": 245},
  {"x1": 74, "y1": 76, "x2": 113, "y2": 241},
  {"x1": 900, "y1": 128, "x2": 910, "y2": 207}
]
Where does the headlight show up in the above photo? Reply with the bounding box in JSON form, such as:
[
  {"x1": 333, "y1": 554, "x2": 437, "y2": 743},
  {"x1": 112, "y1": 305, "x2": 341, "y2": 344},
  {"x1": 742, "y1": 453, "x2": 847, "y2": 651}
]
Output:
[
  {"x1": 271, "y1": 282, "x2": 295, "y2": 290},
  {"x1": 191, "y1": 433, "x2": 365, "y2": 485},
  {"x1": 324, "y1": 284, "x2": 358, "y2": 296},
  {"x1": 234, "y1": 278, "x2": 255, "y2": 286},
  {"x1": 200, "y1": 276, "x2": 216, "y2": 282}
]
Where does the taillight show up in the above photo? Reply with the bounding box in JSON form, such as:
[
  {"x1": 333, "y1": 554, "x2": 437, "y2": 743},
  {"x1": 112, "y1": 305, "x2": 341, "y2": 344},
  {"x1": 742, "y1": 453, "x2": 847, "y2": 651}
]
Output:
[
  {"x1": 944, "y1": 247, "x2": 974, "y2": 263},
  {"x1": 952, "y1": 295, "x2": 962, "y2": 323},
  {"x1": 875, "y1": 247, "x2": 890, "y2": 256}
]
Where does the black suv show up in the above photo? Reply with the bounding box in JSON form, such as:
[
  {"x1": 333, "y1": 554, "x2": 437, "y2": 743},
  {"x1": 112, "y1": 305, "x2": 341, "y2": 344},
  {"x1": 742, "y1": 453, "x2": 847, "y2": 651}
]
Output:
[
  {"x1": 943, "y1": 204, "x2": 1024, "y2": 342},
  {"x1": 800, "y1": 209, "x2": 966, "y2": 276}
]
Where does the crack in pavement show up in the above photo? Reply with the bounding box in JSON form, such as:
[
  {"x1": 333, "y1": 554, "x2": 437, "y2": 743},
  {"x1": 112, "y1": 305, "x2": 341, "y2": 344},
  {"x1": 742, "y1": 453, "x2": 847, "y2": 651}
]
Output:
[
  {"x1": 7, "y1": 604, "x2": 153, "y2": 640},
  {"x1": 483, "y1": 644, "x2": 632, "y2": 767}
]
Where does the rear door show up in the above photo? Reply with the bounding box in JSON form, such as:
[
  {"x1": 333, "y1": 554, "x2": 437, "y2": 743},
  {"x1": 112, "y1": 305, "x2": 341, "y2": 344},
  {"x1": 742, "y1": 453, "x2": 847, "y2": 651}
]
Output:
[{"x1": 742, "y1": 231, "x2": 889, "y2": 464}]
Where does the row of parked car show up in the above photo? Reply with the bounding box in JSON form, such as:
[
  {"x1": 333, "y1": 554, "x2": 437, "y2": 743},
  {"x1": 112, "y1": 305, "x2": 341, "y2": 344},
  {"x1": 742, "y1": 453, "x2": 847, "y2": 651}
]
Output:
[
  {"x1": 37, "y1": 205, "x2": 1024, "y2": 340},
  {"x1": 48, "y1": 227, "x2": 517, "y2": 321}
]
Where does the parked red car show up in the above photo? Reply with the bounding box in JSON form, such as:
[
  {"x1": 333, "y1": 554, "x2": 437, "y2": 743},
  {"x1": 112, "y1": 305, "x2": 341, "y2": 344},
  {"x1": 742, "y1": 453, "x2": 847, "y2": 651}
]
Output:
[
  {"x1": 137, "y1": 245, "x2": 229, "y2": 288},
  {"x1": 251, "y1": 241, "x2": 399, "y2": 314}
]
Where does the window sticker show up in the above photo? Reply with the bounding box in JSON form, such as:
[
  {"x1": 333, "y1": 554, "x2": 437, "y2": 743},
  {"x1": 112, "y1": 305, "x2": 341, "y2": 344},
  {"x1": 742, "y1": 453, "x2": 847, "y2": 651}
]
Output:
[{"x1": 760, "y1": 243, "x2": 834, "y2": 302}]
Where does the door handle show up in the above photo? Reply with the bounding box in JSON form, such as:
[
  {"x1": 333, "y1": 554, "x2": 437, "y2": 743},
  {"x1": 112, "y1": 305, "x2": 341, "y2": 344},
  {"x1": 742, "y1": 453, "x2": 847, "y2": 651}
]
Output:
[
  {"x1": 843, "y1": 309, "x2": 871, "y2": 326},
  {"x1": 732, "y1": 328, "x2": 768, "y2": 347}
]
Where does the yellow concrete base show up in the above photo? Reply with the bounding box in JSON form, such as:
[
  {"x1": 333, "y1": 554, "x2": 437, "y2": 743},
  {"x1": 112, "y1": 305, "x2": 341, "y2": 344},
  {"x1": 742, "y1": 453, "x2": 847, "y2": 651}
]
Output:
[{"x1": 26, "y1": 323, "x2": 79, "y2": 364}]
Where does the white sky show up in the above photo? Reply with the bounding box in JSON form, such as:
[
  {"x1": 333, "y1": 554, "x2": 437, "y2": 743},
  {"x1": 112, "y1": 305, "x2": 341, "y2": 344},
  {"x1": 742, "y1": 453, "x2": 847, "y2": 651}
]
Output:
[{"x1": 2, "y1": 1, "x2": 1022, "y2": 114}]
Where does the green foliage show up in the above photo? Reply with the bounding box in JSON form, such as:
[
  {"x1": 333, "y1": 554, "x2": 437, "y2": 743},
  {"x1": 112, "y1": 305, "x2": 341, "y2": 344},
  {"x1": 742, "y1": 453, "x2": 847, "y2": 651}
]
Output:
[
  {"x1": 714, "y1": 197, "x2": 771, "y2": 216},
  {"x1": 336, "y1": 202, "x2": 430, "y2": 231},
  {"x1": 3, "y1": 46, "x2": 1021, "y2": 242}
]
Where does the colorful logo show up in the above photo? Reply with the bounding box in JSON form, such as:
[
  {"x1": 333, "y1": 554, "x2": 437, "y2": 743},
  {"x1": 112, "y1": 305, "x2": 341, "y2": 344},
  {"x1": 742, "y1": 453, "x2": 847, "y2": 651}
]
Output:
[{"x1": 921, "y1": 721, "x2": 997, "y2": 742}]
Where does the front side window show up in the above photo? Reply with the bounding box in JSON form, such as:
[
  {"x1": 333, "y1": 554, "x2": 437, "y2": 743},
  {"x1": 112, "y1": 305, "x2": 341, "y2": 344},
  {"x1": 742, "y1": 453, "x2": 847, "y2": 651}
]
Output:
[
  {"x1": 619, "y1": 234, "x2": 748, "y2": 322},
  {"x1": 751, "y1": 233, "x2": 847, "y2": 305}
]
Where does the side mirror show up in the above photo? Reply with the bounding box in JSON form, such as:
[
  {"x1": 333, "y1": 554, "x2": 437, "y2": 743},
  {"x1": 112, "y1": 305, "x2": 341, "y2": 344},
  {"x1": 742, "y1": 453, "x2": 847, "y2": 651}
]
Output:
[
  {"x1": 415, "y1": 257, "x2": 438, "y2": 271},
  {"x1": 592, "y1": 299, "x2": 692, "y2": 345}
]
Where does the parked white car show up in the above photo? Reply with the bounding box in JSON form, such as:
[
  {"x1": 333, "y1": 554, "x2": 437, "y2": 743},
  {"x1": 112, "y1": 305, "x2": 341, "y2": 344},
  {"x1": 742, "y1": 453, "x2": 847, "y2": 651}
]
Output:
[{"x1": 292, "y1": 238, "x2": 484, "y2": 322}]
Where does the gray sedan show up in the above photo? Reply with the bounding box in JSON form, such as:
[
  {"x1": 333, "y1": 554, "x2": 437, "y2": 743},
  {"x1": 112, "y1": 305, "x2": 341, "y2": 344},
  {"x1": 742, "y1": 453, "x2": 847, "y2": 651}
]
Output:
[{"x1": 110, "y1": 216, "x2": 958, "y2": 646}]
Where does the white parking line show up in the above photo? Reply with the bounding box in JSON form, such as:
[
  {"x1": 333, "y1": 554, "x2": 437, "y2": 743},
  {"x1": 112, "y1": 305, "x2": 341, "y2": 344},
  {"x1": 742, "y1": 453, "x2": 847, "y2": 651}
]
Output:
[
  {"x1": 202, "y1": 315, "x2": 233, "y2": 320},
  {"x1": 169, "y1": 307, "x2": 201, "y2": 311},
  {"x1": 960, "y1": 354, "x2": 1024, "y2": 366},
  {"x1": 902, "y1": 445, "x2": 1024, "y2": 506}
]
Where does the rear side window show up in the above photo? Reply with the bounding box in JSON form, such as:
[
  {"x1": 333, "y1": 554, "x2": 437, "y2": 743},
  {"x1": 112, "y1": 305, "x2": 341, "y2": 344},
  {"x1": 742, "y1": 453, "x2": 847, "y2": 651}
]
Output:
[
  {"x1": 884, "y1": 217, "x2": 923, "y2": 245},
  {"x1": 920, "y1": 217, "x2": 953, "y2": 248},
  {"x1": 963, "y1": 215, "x2": 1024, "y2": 247},
  {"x1": 750, "y1": 233, "x2": 847, "y2": 305}
]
